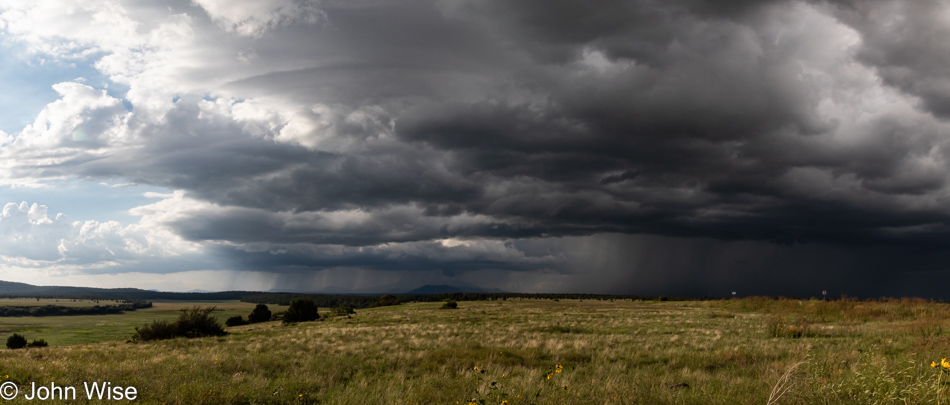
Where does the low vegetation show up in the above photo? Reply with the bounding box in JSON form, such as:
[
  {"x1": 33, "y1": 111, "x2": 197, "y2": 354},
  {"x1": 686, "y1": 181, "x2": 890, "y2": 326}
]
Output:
[
  {"x1": 132, "y1": 306, "x2": 226, "y2": 342},
  {"x1": 441, "y1": 298, "x2": 458, "y2": 309},
  {"x1": 26, "y1": 339, "x2": 47, "y2": 348},
  {"x1": 375, "y1": 294, "x2": 400, "y2": 307},
  {"x1": 3, "y1": 334, "x2": 45, "y2": 350},
  {"x1": 330, "y1": 304, "x2": 355, "y2": 317},
  {"x1": 282, "y1": 299, "x2": 319, "y2": 324},
  {"x1": 1, "y1": 298, "x2": 950, "y2": 403},
  {"x1": 225, "y1": 315, "x2": 248, "y2": 327}
]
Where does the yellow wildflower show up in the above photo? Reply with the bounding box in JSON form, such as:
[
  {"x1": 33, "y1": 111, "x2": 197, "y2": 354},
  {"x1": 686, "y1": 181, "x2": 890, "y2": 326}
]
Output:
[
  {"x1": 933, "y1": 361, "x2": 938, "y2": 368},
  {"x1": 942, "y1": 358, "x2": 950, "y2": 369}
]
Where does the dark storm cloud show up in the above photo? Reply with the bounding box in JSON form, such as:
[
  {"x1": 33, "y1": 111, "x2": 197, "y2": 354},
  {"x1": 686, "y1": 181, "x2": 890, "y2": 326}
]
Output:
[
  {"x1": 824, "y1": 0, "x2": 950, "y2": 117},
  {"x1": 15, "y1": 0, "x2": 950, "y2": 287},
  {"x1": 210, "y1": 240, "x2": 558, "y2": 273},
  {"x1": 93, "y1": 2, "x2": 950, "y2": 243}
]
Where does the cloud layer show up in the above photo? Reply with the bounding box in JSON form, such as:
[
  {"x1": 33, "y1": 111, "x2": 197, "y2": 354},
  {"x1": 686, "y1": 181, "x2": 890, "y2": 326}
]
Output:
[{"x1": 4, "y1": 0, "x2": 950, "y2": 294}]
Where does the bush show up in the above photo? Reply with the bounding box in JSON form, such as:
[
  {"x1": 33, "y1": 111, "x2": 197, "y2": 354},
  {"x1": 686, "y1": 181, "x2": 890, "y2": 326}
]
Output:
[
  {"x1": 767, "y1": 316, "x2": 809, "y2": 338},
  {"x1": 225, "y1": 315, "x2": 248, "y2": 327},
  {"x1": 376, "y1": 295, "x2": 400, "y2": 307},
  {"x1": 6, "y1": 333, "x2": 26, "y2": 349},
  {"x1": 283, "y1": 299, "x2": 320, "y2": 324},
  {"x1": 331, "y1": 305, "x2": 355, "y2": 317},
  {"x1": 27, "y1": 339, "x2": 48, "y2": 348},
  {"x1": 132, "y1": 319, "x2": 178, "y2": 342},
  {"x1": 247, "y1": 303, "x2": 272, "y2": 323},
  {"x1": 441, "y1": 299, "x2": 458, "y2": 309},
  {"x1": 175, "y1": 306, "x2": 226, "y2": 338},
  {"x1": 132, "y1": 306, "x2": 226, "y2": 342}
]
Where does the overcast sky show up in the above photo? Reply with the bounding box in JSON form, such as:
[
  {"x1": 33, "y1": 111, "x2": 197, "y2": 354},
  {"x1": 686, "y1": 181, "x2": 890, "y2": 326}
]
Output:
[{"x1": 3, "y1": 0, "x2": 950, "y2": 297}]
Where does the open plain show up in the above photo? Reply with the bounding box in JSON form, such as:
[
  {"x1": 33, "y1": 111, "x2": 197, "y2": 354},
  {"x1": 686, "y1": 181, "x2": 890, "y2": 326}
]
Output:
[{"x1": 0, "y1": 298, "x2": 947, "y2": 404}]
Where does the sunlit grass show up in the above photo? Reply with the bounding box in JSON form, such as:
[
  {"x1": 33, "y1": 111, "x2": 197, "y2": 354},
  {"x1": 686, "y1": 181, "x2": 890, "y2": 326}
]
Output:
[
  {"x1": 0, "y1": 298, "x2": 948, "y2": 403},
  {"x1": 0, "y1": 300, "x2": 287, "y2": 346}
]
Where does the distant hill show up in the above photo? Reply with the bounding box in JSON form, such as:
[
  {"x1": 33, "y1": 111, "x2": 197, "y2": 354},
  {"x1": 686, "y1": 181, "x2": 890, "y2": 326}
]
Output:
[
  {"x1": 405, "y1": 284, "x2": 505, "y2": 294},
  {"x1": 0, "y1": 280, "x2": 253, "y2": 301},
  {"x1": 0, "y1": 280, "x2": 510, "y2": 301},
  {"x1": 0, "y1": 280, "x2": 48, "y2": 293}
]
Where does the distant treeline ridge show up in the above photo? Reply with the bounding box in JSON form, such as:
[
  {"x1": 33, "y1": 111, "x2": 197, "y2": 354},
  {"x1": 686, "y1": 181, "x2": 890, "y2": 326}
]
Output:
[
  {"x1": 240, "y1": 292, "x2": 700, "y2": 308},
  {"x1": 0, "y1": 300, "x2": 152, "y2": 317}
]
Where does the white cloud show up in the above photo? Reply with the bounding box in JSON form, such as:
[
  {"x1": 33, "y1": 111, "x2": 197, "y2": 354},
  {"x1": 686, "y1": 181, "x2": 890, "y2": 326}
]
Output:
[
  {"x1": 0, "y1": 82, "x2": 131, "y2": 184},
  {"x1": 192, "y1": 0, "x2": 326, "y2": 37},
  {"x1": 0, "y1": 0, "x2": 140, "y2": 59},
  {"x1": 0, "y1": 201, "x2": 204, "y2": 273}
]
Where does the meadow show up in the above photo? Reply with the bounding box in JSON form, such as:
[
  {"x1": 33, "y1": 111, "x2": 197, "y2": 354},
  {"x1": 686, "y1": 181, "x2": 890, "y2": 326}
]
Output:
[
  {"x1": 0, "y1": 299, "x2": 287, "y2": 346},
  {"x1": 0, "y1": 298, "x2": 948, "y2": 403}
]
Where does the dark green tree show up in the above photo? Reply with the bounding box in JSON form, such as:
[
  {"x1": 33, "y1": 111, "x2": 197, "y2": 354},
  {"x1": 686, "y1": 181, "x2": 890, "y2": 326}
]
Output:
[
  {"x1": 225, "y1": 315, "x2": 248, "y2": 327},
  {"x1": 6, "y1": 333, "x2": 26, "y2": 349},
  {"x1": 283, "y1": 299, "x2": 320, "y2": 324},
  {"x1": 247, "y1": 303, "x2": 272, "y2": 323},
  {"x1": 375, "y1": 294, "x2": 400, "y2": 307},
  {"x1": 331, "y1": 304, "x2": 355, "y2": 316}
]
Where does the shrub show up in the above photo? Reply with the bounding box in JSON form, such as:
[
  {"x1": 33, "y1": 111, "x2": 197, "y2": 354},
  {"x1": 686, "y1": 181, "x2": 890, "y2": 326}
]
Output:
[
  {"x1": 283, "y1": 299, "x2": 320, "y2": 324},
  {"x1": 175, "y1": 306, "x2": 226, "y2": 338},
  {"x1": 132, "y1": 319, "x2": 178, "y2": 342},
  {"x1": 6, "y1": 333, "x2": 26, "y2": 349},
  {"x1": 225, "y1": 315, "x2": 248, "y2": 327},
  {"x1": 376, "y1": 294, "x2": 400, "y2": 307},
  {"x1": 247, "y1": 303, "x2": 272, "y2": 323},
  {"x1": 132, "y1": 306, "x2": 226, "y2": 342},
  {"x1": 441, "y1": 299, "x2": 458, "y2": 309},
  {"x1": 27, "y1": 339, "x2": 48, "y2": 348},
  {"x1": 331, "y1": 305, "x2": 355, "y2": 317},
  {"x1": 767, "y1": 316, "x2": 809, "y2": 338}
]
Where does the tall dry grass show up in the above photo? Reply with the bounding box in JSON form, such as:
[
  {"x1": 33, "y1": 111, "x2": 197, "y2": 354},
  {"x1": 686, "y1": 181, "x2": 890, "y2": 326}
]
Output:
[{"x1": 0, "y1": 298, "x2": 946, "y2": 403}]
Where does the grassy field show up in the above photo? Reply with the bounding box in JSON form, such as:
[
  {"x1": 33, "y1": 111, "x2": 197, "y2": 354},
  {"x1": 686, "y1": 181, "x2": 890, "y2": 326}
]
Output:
[
  {"x1": 0, "y1": 300, "x2": 288, "y2": 346},
  {"x1": 0, "y1": 298, "x2": 948, "y2": 403}
]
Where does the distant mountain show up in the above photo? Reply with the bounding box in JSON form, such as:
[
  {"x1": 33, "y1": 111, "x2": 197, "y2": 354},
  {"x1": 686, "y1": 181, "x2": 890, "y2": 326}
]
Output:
[{"x1": 404, "y1": 284, "x2": 506, "y2": 294}]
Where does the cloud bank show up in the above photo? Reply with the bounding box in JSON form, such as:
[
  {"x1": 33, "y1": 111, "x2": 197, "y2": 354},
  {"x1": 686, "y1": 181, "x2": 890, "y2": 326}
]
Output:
[{"x1": 3, "y1": 0, "x2": 950, "y2": 295}]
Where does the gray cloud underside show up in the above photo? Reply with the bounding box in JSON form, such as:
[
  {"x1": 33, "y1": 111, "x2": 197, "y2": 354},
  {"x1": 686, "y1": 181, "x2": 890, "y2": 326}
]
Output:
[{"x1": 17, "y1": 0, "x2": 950, "y2": 261}]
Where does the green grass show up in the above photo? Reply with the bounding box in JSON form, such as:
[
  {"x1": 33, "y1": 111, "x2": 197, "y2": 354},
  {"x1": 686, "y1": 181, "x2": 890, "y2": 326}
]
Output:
[
  {"x1": 0, "y1": 300, "x2": 288, "y2": 346},
  {"x1": 0, "y1": 298, "x2": 948, "y2": 403}
]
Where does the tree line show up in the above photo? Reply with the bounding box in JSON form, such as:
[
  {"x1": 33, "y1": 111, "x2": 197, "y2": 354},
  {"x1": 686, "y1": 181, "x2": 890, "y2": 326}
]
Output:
[
  {"x1": 240, "y1": 292, "x2": 701, "y2": 307},
  {"x1": 0, "y1": 300, "x2": 152, "y2": 317}
]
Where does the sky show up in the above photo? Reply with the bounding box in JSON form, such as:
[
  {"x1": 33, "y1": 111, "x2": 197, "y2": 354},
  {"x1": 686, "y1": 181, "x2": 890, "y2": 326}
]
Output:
[{"x1": 3, "y1": 0, "x2": 950, "y2": 297}]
